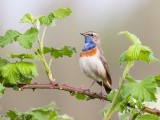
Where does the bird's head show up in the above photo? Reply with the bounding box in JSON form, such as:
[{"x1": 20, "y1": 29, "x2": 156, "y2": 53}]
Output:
[{"x1": 80, "y1": 31, "x2": 100, "y2": 45}]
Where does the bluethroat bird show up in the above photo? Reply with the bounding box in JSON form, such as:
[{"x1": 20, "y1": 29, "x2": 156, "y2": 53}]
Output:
[{"x1": 79, "y1": 31, "x2": 112, "y2": 94}]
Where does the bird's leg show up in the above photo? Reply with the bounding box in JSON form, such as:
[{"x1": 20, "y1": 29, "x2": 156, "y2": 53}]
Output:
[
  {"x1": 84, "y1": 81, "x2": 96, "y2": 92},
  {"x1": 89, "y1": 81, "x2": 96, "y2": 89},
  {"x1": 100, "y1": 82, "x2": 104, "y2": 101}
]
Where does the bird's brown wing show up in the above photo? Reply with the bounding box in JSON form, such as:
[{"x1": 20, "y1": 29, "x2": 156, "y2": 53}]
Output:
[
  {"x1": 97, "y1": 47, "x2": 112, "y2": 93},
  {"x1": 98, "y1": 46, "x2": 112, "y2": 86}
]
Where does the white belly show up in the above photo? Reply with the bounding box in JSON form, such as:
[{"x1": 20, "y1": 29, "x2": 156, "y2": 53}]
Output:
[{"x1": 79, "y1": 55, "x2": 106, "y2": 82}]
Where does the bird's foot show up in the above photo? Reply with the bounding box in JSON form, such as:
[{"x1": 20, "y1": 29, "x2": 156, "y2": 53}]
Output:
[{"x1": 98, "y1": 92, "x2": 105, "y2": 101}]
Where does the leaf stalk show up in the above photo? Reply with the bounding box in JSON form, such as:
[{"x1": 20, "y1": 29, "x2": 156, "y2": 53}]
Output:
[{"x1": 37, "y1": 27, "x2": 54, "y2": 82}]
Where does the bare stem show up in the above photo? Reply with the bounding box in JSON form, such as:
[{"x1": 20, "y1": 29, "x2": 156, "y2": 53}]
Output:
[
  {"x1": 17, "y1": 82, "x2": 160, "y2": 116},
  {"x1": 18, "y1": 83, "x2": 107, "y2": 100},
  {"x1": 41, "y1": 26, "x2": 47, "y2": 46},
  {"x1": 37, "y1": 27, "x2": 53, "y2": 82}
]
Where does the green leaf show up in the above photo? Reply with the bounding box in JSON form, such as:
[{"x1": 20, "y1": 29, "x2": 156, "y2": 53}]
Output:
[
  {"x1": 41, "y1": 46, "x2": 76, "y2": 59},
  {"x1": 50, "y1": 46, "x2": 76, "y2": 58},
  {"x1": 19, "y1": 75, "x2": 32, "y2": 84},
  {"x1": 1, "y1": 61, "x2": 37, "y2": 85},
  {"x1": 28, "y1": 106, "x2": 58, "y2": 120},
  {"x1": 0, "y1": 83, "x2": 5, "y2": 97},
  {"x1": 5, "y1": 103, "x2": 73, "y2": 120},
  {"x1": 125, "y1": 74, "x2": 136, "y2": 83},
  {"x1": 116, "y1": 97, "x2": 129, "y2": 112},
  {"x1": 6, "y1": 110, "x2": 21, "y2": 119},
  {"x1": 53, "y1": 8, "x2": 72, "y2": 20},
  {"x1": 0, "y1": 57, "x2": 8, "y2": 69},
  {"x1": 119, "y1": 31, "x2": 141, "y2": 44},
  {"x1": 27, "y1": 104, "x2": 73, "y2": 120},
  {"x1": 8, "y1": 53, "x2": 38, "y2": 61},
  {"x1": 38, "y1": 13, "x2": 55, "y2": 26},
  {"x1": 107, "y1": 89, "x2": 117, "y2": 101},
  {"x1": 132, "y1": 113, "x2": 141, "y2": 120},
  {"x1": 155, "y1": 74, "x2": 160, "y2": 87},
  {"x1": 76, "y1": 93, "x2": 86, "y2": 100},
  {"x1": 21, "y1": 13, "x2": 36, "y2": 24},
  {"x1": 43, "y1": 46, "x2": 52, "y2": 54},
  {"x1": 120, "y1": 52, "x2": 127, "y2": 66},
  {"x1": 136, "y1": 101, "x2": 144, "y2": 110},
  {"x1": 16, "y1": 61, "x2": 38, "y2": 77},
  {"x1": 1, "y1": 63, "x2": 19, "y2": 84},
  {"x1": 103, "y1": 95, "x2": 130, "y2": 119},
  {"x1": 106, "y1": 92, "x2": 125, "y2": 114},
  {"x1": 126, "y1": 44, "x2": 141, "y2": 61},
  {"x1": 17, "y1": 28, "x2": 38, "y2": 49},
  {"x1": 119, "y1": 31, "x2": 158, "y2": 65},
  {"x1": 121, "y1": 76, "x2": 157, "y2": 102},
  {"x1": 139, "y1": 46, "x2": 158, "y2": 63},
  {"x1": 135, "y1": 114, "x2": 160, "y2": 120},
  {"x1": 37, "y1": 8, "x2": 72, "y2": 26},
  {"x1": 0, "y1": 30, "x2": 21, "y2": 47}
]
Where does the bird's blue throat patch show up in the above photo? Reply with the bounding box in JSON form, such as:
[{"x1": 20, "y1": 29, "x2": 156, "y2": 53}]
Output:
[{"x1": 82, "y1": 36, "x2": 96, "y2": 51}]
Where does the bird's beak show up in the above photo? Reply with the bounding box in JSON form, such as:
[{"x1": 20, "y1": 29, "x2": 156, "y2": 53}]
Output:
[{"x1": 80, "y1": 33, "x2": 85, "y2": 36}]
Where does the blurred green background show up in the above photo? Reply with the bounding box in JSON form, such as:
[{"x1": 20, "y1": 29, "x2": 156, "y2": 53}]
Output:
[{"x1": 0, "y1": 0, "x2": 160, "y2": 120}]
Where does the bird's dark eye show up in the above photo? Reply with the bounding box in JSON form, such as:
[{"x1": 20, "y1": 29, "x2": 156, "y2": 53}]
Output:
[{"x1": 89, "y1": 33, "x2": 93, "y2": 36}]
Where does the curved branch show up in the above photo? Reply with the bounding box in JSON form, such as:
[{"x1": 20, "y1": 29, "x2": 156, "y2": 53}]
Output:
[
  {"x1": 18, "y1": 82, "x2": 160, "y2": 116},
  {"x1": 18, "y1": 82, "x2": 107, "y2": 100}
]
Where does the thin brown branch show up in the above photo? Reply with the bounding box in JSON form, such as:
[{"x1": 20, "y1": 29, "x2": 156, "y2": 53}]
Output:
[
  {"x1": 18, "y1": 82, "x2": 107, "y2": 100},
  {"x1": 18, "y1": 83, "x2": 160, "y2": 116},
  {"x1": 142, "y1": 107, "x2": 160, "y2": 115}
]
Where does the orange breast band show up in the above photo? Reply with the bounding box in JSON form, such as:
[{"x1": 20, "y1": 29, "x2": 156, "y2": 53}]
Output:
[{"x1": 80, "y1": 47, "x2": 97, "y2": 57}]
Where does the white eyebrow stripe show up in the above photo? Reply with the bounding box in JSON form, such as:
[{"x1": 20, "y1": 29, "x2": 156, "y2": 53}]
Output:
[{"x1": 93, "y1": 33, "x2": 97, "y2": 36}]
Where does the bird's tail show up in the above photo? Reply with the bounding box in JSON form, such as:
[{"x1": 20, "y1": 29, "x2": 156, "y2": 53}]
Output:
[
  {"x1": 104, "y1": 85, "x2": 112, "y2": 94},
  {"x1": 97, "y1": 81, "x2": 112, "y2": 94}
]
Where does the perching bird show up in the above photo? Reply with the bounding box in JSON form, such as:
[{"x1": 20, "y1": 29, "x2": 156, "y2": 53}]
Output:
[{"x1": 79, "y1": 31, "x2": 112, "y2": 94}]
